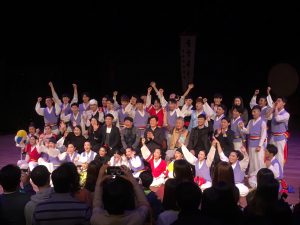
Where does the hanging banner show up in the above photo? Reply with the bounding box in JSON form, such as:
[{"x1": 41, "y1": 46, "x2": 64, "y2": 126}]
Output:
[{"x1": 180, "y1": 34, "x2": 196, "y2": 92}]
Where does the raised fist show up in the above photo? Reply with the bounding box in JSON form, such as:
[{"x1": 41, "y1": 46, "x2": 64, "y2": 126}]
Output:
[
  {"x1": 72, "y1": 83, "x2": 77, "y2": 89},
  {"x1": 150, "y1": 81, "x2": 156, "y2": 87},
  {"x1": 147, "y1": 87, "x2": 152, "y2": 94},
  {"x1": 254, "y1": 89, "x2": 259, "y2": 96},
  {"x1": 113, "y1": 91, "x2": 118, "y2": 96},
  {"x1": 188, "y1": 83, "x2": 194, "y2": 89},
  {"x1": 37, "y1": 97, "x2": 42, "y2": 102}
]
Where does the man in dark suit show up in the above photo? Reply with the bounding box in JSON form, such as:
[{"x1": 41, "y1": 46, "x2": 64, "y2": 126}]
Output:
[
  {"x1": 99, "y1": 113, "x2": 121, "y2": 150},
  {"x1": 187, "y1": 114, "x2": 212, "y2": 156},
  {"x1": 144, "y1": 115, "x2": 164, "y2": 153},
  {"x1": 214, "y1": 117, "x2": 234, "y2": 157}
]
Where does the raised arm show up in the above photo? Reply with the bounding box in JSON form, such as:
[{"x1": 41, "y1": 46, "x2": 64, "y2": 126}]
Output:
[
  {"x1": 181, "y1": 144, "x2": 197, "y2": 165},
  {"x1": 35, "y1": 97, "x2": 44, "y2": 116},
  {"x1": 182, "y1": 83, "x2": 194, "y2": 98},
  {"x1": 70, "y1": 83, "x2": 78, "y2": 104},
  {"x1": 113, "y1": 91, "x2": 120, "y2": 110},
  {"x1": 266, "y1": 86, "x2": 274, "y2": 108},
  {"x1": 215, "y1": 138, "x2": 229, "y2": 162},
  {"x1": 141, "y1": 139, "x2": 152, "y2": 161},
  {"x1": 239, "y1": 146, "x2": 249, "y2": 171},
  {"x1": 206, "y1": 145, "x2": 216, "y2": 168},
  {"x1": 203, "y1": 98, "x2": 215, "y2": 118},
  {"x1": 54, "y1": 100, "x2": 61, "y2": 115},
  {"x1": 49, "y1": 82, "x2": 62, "y2": 105},
  {"x1": 146, "y1": 87, "x2": 152, "y2": 108},
  {"x1": 250, "y1": 89, "x2": 259, "y2": 109}
]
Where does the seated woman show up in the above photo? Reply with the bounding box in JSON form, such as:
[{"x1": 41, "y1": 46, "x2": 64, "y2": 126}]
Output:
[
  {"x1": 125, "y1": 147, "x2": 145, "y2": 178},
  {"x1": 88, "y1": 117, "x2": 102, "y2": 152},
  {"x1": 109, "y1": 149, "x2": 129, "y2": 167},
  {"x1": 37, "y1": 137, "x2": 61, "y2": 172},
  {"x1": 141, "y1": 138, "x2": 166, "y2": 187},
  {"x1": 94, "y1": 145, "x2": 111, "y2": 165},
  {"x1": 58, "y1": 143, "x2": 80, "y2": 164},
  {"x1": 165, "y1": 147, "x2": 184, "y2": 179},
  {"x1": 17, "y1": 135, "x2": 41, "y2": 171},
  {"x1": 180, "y1": 143, "x2": 213, "y2": 192},
  {"x1": 79, "y1": 141, "x2": 97, "y2": 164},
  {"x1": 63, "y1": 125, "x2": 87, "y2": 154}
]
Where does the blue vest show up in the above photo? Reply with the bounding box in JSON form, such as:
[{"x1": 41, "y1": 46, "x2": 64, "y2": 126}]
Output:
[
  {"x1": 79, "y1": 103, "x2": 90, "y2": 112},
  {"x1": 61, "y1": 103, "x2": 72, "y2": 116},
  {"x1": 167, "y1": 111, "x2": 178, "y2": 131},
  {"x1": 195, "y1": 160, "x2": 211, "y2": 182},
  {"x1": 133, "y1": 110, "x2": 149, "y2": 128},
  {"x1": 118, "y1": 108, "x2": 128, "y2": 124},
  {"x1": 233, "y1": 161, "x2": 245, "y2": 184},
  {"x1": 248, "y1": 118, "x2": 263, "y2": 148},
  {"x1": 271, "y1": 158, "x2": 283, "y2": 180},
  {"x1": 70, "y1": 112, "x2": 82, "y2": 127},
  {"x1": 271, "y1": 109, "x2": 288, "y2": 142},
  {"x1": 231, "y1": 117, "x2": 243, "y2": 142},
  {"x1": 43, "y1": 107, "x2": 59, "y2": 125},
  {"x1": 213, "y1": 115, "x2": 224, "y2": 132}
]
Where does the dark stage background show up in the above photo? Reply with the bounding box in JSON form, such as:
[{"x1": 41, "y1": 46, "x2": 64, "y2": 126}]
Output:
[{"x1": 1, "y1": 3, "x2": 300, "y2": 133}]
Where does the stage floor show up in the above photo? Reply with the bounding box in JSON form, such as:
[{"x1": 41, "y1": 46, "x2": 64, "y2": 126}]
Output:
[{"x1": 0, "y1": 133, "x2": 299, "y2": 205}]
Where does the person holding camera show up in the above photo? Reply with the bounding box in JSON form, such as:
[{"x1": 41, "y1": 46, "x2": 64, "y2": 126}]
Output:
[{"x1": 91, "y1": 164, "x2": 150, "y2": 225}]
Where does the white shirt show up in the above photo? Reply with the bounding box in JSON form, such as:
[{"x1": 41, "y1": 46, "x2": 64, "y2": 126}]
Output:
[
  {"x1": 35, "y1": 103, "x2": 61, "y2": 117},
  {"x1": 79, "y1": 151, "x2": 96, "y2": 163}
]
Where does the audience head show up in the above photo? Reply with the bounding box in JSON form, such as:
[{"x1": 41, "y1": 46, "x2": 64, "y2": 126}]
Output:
[
  {"x1": 176, "y1": 182, "x2": 202, "y2": 212},
  {"x1": 139, "y1": 171, "x2": 153, "y2": 189},
  {"x1": 173, "y1": 159, "x2": 193, "y2": 182},
  {"x1": 0, "y1": 164, "x2": 21, "y2": 192},
  {"x1": 85, "y1": 160, "x2": 102, "y2": 192},
  {"x1": 102, "y1": 176, "x2": 135, "y2": 215},
  {"x1": 51, "y1": 162, "x2": 80, "y2": 193},
  {"x1": 30, "y1": 165, "x2": 50, "y2": 188},
  {"x1": 212, "y1": 161, "x2": 235, "y2": 188},
  {"x1": 163, "y1": 178, "x2": 180, "y2": 211}
]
